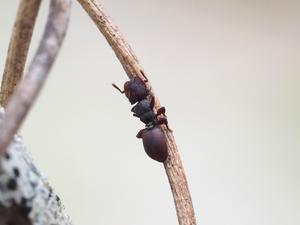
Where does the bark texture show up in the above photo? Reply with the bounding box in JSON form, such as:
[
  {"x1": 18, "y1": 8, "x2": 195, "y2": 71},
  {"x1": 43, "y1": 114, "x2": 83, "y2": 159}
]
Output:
[
  {"x1": 0, "y1": 108, "x2": 72, "y2": 225},
  {"x1": 0, "y1": 0, "x2": 41, "y2": 106},
  {"x1": 77, "y1": 1, "x2": 196, "y2": 224}
]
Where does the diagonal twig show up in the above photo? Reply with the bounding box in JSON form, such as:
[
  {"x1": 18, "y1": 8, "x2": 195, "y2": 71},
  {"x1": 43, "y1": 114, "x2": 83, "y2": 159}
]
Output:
[
  {"x1": 77, "y1": 1, "x2": 197, "y2": 224},
  {"x1": 0, "y1": 0, "x2": 72, "y2": 155},
  {"x1": 0, "y1": 0, "x2": 42, "y2": 106}
]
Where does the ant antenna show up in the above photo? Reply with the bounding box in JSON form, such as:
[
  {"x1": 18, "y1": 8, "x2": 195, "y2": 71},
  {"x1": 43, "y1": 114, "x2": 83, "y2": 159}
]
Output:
[{"x1": 112, "y1": 83, "x2": 125, "y2": 93}]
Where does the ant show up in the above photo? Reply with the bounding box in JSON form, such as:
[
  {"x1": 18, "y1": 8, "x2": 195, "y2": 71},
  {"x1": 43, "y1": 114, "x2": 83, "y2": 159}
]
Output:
[{"x1": 112, "y1": 74, "x2": 171, "y2": 162}]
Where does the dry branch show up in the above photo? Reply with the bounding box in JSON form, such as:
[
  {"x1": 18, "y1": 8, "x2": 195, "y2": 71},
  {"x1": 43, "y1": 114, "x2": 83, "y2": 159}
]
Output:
[
  {"x1": 0, "y1": 0, "x2": 73, "y2": 224},
  {"x1": 0, "y1": 0, "x2": 41, "y2": 106},
  {"x1": 0, "y1": 0, "x2": 72, "y2": 155},
  {"x1": 77, "y1": 1, "x2": 196, "y2": 224}
]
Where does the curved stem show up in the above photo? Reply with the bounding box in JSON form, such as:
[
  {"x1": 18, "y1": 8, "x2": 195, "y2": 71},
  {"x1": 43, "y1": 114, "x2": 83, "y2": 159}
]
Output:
[
  {"x1": 0, "y1": 0, "x2": 41, "y2": 106},
  {"x1": 77, "y1": 1, "x2": 196, "y2": 224},
  {"x1": 0, "y1": 0, "x2": 72, "y2": 155}
]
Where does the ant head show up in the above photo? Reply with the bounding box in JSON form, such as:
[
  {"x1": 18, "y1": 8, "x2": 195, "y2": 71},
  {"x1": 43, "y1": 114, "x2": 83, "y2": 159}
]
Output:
[
  {"x1": 124, "y1": 77, "x2": 149, "y2": 104},
  {"x1": 113, "y1": 76, "x2": 149, "y2": 104}
]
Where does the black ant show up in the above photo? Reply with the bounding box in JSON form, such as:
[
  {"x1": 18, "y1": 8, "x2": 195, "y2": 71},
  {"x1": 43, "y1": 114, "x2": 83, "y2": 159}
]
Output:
[{"x1": 112, "y1": 75, "x2": 171, "y2": 162}]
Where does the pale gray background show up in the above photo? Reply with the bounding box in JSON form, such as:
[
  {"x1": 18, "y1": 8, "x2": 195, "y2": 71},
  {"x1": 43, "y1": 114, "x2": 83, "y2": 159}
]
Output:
[{"x1": 0, "y1": 0, "x2": 300, "y2": 225}]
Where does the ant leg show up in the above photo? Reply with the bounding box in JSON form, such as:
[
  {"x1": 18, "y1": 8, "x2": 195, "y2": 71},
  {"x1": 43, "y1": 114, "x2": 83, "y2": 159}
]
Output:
[
  {"x1": 133, "y1": 113, "x2": 139, "y2": 117},
  {"x1": 157, "y1": 117, "x2": 173, "y2": 132},
  {"x1": 156, "y1": 107, "x2": 166, "y2": 117},
  {"x1": 136, "y1": 129, "x2": 146, "y2": 138},
  {"x1": 140, "y1": 70, "x2": 148, "y2": 82},
  {"x1": 140, "y1": 70, "x2": 154, "y2": 93},
  {"x1": 149, "y1": 97, "x2": 166, "y2": 117},
  {"x1": 112, "y1": 83, "x2": 125, "y2": 93}
]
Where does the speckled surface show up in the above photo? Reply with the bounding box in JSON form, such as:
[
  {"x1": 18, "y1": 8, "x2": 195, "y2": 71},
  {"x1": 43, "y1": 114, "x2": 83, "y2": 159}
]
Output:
[{"x1": 0, "y1": 108, "x2": 72, "y2": 225}]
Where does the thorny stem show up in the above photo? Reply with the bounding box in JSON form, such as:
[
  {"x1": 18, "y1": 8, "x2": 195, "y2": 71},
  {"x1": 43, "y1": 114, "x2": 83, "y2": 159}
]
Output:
[
  {"x1": 0, "y1": 0, "x2": 42, "y2": 106},
  {"x1": 77, "y1": 1, "x2": 196, "y2": 224},
  {"x1": 0, "y1": 0, "x2": 72, "y2": 155}
]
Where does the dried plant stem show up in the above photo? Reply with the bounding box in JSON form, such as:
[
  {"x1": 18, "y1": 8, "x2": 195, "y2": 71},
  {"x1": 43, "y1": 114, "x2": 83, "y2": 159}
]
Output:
[
  {"x1": 77, "y1": 1, "x2": 196, "y2": 224},
  {"x1": 0, "y1": 0, "x2": 71, "y2": 155},
  {"x1": 0, "y1": 0, "x2": 41, "y2": 106}
]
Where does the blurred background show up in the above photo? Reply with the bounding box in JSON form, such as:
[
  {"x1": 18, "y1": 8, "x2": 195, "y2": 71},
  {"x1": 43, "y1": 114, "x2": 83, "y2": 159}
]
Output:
[{"x1": 0, "y1": 0, "x2": 300, "y2": 224}]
